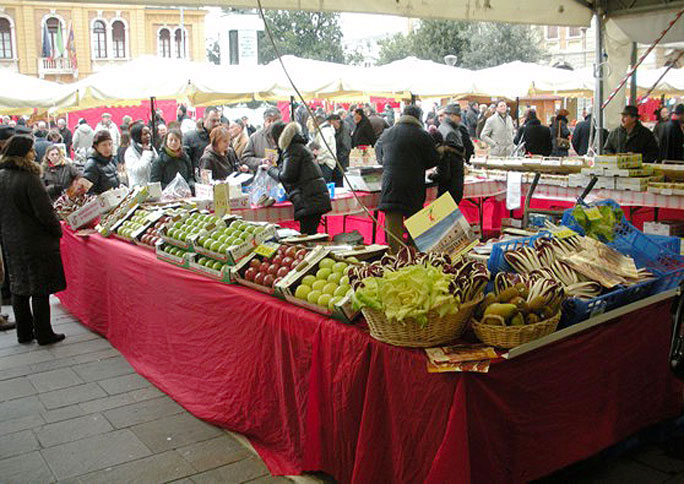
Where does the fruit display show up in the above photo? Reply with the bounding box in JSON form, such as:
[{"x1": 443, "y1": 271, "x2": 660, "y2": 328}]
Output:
[
  {"x1": 476, "y1": 273, "x2": 565, "y2": 327},
  {"x1": 138, "y1": 215, "x2": 172, "y2": 249},
  {"x1": 232, "y1": 244, "x2": 309, "y2": 294},
  {"x1": 351, "y1": 248, "x2": 489, "y2": 324},
  {"x1": 97, "y1": 186, "x2": 149, "y2": 236},
  {"x1": 54, "y1": 192, "x2": 96, "y2": 220},
  {"x1": 289, "y1": 256, "x2": 352, "y2": 309},
  {"x1": 163, "y1": 212, "x2": 225, "y2": 248},
  {"x1": 156, "y1": 243, "x2": 193, "y2": 268},
  {"x1": 188, "y1": 253, "x2": 232, "y2": 282},
  {"x1": 115, "y1": 208, "x2": 153, "y2": 240},
  {"x1": 195, "y1": 219, "x2": 277, "y2": 265}
]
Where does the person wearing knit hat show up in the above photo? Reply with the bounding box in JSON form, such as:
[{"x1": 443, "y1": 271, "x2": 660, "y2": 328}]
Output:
[{"x1": 82, "y1": 130, "x2": 120, "y2": 194}]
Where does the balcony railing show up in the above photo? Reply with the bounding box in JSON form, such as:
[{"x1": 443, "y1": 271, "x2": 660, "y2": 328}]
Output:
[{"x1": 38, "y1": 57, "x2": 76, "y2": 78}]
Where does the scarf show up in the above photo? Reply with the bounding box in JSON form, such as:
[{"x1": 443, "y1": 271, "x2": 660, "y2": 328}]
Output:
[{"x1": 164, "y1": 146, "x2": 183, "y2": 159}]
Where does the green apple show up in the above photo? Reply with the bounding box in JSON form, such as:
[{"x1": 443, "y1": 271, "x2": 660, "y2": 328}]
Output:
[
  {"x1": 307, "y1": 290, "x2": 322, "y2": 304},
  {"x1": 334, "y1": 285, "x2": 350, "y2": 298},
  {"x1": 210, "y1": 240, "x2": 222, "y2": 252},
  {"x1": 302, "y1": 275, "x2": 317, "y2": 286},
  {"x1": 218, "y1": 244, "x2": 229, "y2": 254},
  {"x1": 295, "y1": 284, "x2": 312, "y2": 300},
  {"x1": 346, "y1": 257, "x2": 360, "y2": 264},
  {"x1": 316, "y1": 268, "x2": 332, "y2": 280},
  {"x1": 319, "y1": 258, "x2": 335, "y2": 269},
  {"x1": 317, "y1": 293, "x2": 332, "y2": 308},
  {"x1": 211, "y1": 261, "x2": 223, "y2": 271},
  {"x1": 340, "y1": 275, "x2": 350, "y2": 286},
  {"x1": 311, "y1": 280, "x2": 327, "y2": 292},
  {"x1": 328, "y1": 296, "x2": 342, "y2": 310},
  {"x1": 327, "y1": 272, "x2": 342, "y2": 285},
  {"x1": 332, "y1": 262, "x2": 348, "y2": 274},
  {"x1": 322, "y1": 283, "x2": 337, "y2": 296}
]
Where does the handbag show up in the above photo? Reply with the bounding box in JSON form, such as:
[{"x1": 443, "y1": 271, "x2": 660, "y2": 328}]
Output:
[{"x1": 556, "y1": 120, "x2": 570, "y2": 150}]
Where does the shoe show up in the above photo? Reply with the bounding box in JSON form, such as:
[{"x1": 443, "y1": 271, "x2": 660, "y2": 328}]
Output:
[
  {"x1": 18, "y1": 335, "x2": 34, "y2": 344},
  {"x1": 37, "y1": 333, "x2": 65, "y2": 346},
  {"x1": 0, "y1": 315, "x2": 15, "y2": 331}
]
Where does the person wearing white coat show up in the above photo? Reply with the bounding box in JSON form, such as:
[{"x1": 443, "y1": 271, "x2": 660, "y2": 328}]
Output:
[
  {"x1": 311, "y1": 115, "x2": 337, "y2": 182},
  {"x1": 481, "y1": 101, "x2": 516, "y2": 157},
  {"x1": 94, "y1": 113, "x2": 121, "y2": 151},
  {"x1": 124, "y1": 123, "x2": 157, "y2": 186}
]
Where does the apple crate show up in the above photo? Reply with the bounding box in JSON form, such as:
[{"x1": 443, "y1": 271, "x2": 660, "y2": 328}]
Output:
[
  {"x1": 187, "y1": 254, "x2": 234, "y2": 283},
  {"x1": 276, "y1": 247, "x2": 360, "y2": 323},
  {"x1": 113, "y1": 208, "x2": 166, "y2": 243},
  {"x1": 97, "y1": 186, "x2": 149, "y2": 237},
  {"x1": 232, "y1": 244, "x2": 310, "y2": 297},
  {"x1": 156, "y1": 243, "x2": 193, "y2": 268},
  {"x1": 158, "y1": 212, "x2": 205, "y2": 251},
  {"x1": 194, "y1": 221, "x2": 278, "y2": 265}
]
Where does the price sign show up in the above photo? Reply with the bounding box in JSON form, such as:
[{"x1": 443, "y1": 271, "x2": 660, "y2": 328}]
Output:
[
  {"x1": 254, "y1": 242, "x2": 279, "y2": 259},
  {"x1": 214, "y1": 183, "x2": 230, "y2": 218},
  {"x1": 550, "y1": 226, "x2": 578, "y2": 240},
  {"x1": 583, "y1": 206, "x2": 603, "y2": 221}
]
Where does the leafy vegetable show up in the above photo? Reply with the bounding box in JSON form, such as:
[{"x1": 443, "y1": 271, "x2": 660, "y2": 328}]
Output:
[
  {"x1": 571, "y1": 204, "x2": 624, "y2": 242},
  {"x1": 353, "y1": 264, "x2": 460, "y2": 325}
]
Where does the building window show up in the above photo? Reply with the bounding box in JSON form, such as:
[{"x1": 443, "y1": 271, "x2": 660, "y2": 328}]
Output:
[
  {"x1": 229, "y1": 30, "x2": 238, "y2": 65},
  {"x1": 567, "y1": 26, "x2": 582, "y2": 38},
  {"x1": 92, "y1": 20, "x2": 107, "y2": 59},
  {"x1": 158, "y1": 28, "x2": 171, "y2": 57},
  {"x1": 546, "y1": 26, "x2": 559, "y2": 40},
  {"x1": 174, "y1": 28, "x2": 186, "y2": 58},
  {"x1": 0, "y1": 18, "x2": 12, "y2": 59},
  {"x1": 112, "y1": 20, "x2": 126, "y2": 58},
  {"x1": 46, "y1": 17, "x2": 60, "y2": 54}
]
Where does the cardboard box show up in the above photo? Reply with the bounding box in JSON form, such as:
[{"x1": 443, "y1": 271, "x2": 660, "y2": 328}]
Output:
[
  {"x1": 155, "y1": 243, "x2": 193, "y2": 268},
  {"x1": 231, "y1": 252, "x2": 282, "y2": 296},
  {"x1": 615, "y1": 177, "x2": 650, "y2": 191},
  {"x1": 643, "y1": 220, "x2": 684, "y2": 237},
  {"x1": 66, "y1": 197, "x2": 102, "y2": 229},
  {"x1": 275, "y1": 246, "x2": 360, "y2": 323},
  {"x1": 98, "y1": 187, "x2": 129, "y2": 213},
  {"x1": 593, "y1": 154, "x2": 642, "y2": 169},
  {"x1": 187, "y1": 253, "x2": 234, "y2": 283},
  {"x1": 97, "y1": 186, "x2": 150, "y2": 237},
  {"x1": 568, "y1": 174, "x2": 615, "y2": 190},
  {"x1": 194, "y1": 222, "x2": 278, "y2": 265}
]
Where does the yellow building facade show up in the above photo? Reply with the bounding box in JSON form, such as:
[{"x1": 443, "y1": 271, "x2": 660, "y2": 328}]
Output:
[{"x1": 0, "y1": 1, "x2": 207, "y2": 82}]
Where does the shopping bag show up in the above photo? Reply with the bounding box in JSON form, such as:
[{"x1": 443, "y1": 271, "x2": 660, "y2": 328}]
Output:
[
  {"x1": 161, "y1": 173, "x2": 192, "y2": 201},
  {"x1": 249, "y1": 167, "x2": 278, "y2": 206}
]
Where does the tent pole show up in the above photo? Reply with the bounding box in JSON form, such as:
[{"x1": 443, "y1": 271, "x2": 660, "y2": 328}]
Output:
[
  {"x1": 594, "y1": 10, "x2": 604, "y2": 154},
  {"x1": 515, "y1": 96, "x2": 520, "y2": 129},
  {"x1": 150, "y1": 96, "x2": 157, "y2": 150},
  {"x1": 289, "y1": 96, "x2": 295, "y2": 122},
  {"x1": 630, "y1": 42, "x2": 637, "y2": 106}
]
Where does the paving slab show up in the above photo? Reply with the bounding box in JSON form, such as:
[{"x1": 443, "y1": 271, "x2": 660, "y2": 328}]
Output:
[
  {"x1": 98, "y1": 372, "x2": 151, "y2": 395},
  {"x1": 0, "y1": 414, "x2": 45, "y2": 436},
  {"x1": 72, "y1": 355, "x2": 134, "y2": 382},
  {"x1": 0, "y1": 429, "x2": 40, "y2": 460},
  {"x1": 0, "y1": 350, "x2": 54, "y2": 370},
  {"x1": 35, "y1": 413, "x2": 113, "y2": 448},
  {"x1": 41, "y1": 428, "x2": 152, "y2": 480},
  {"x1": 47, "y1": 338, "x2": 112, "y2": 358},
  {"x1": 190, "y1": 455, "x2": 271, "y2": 483},
  {"x1": 41, "y1": 403, "x2": 85, "y2": 424},
  {"x1": 177, "y1": 435, "x2": 252, "y2": 472},
  {"x1": 130, "y1": 412, "x2": 224, "y2": 453},
  {"x1": 0, "y1": 395, "x2": 45, "y2": 423},
  {"x1": 0, "y1": 377, "x2": 36, "y2": 402},
  {"x1": 103, "y1": 395, "x2": 185, "y2": 429},
  {"x1": 65, "y1": 450, "x2": 196, "y2": 484},
  {"x1": 0, "y1": 451, "x2": 54, "y2": 484},
  {"x1": 38, "y1": 382, "x2": 107, "y2": 410},
  {"x1": 28, "y1": 367, "x2": 84, "y2": 393}
]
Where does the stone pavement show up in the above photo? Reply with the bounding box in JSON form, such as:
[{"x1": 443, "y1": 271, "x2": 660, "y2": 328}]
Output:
[{"x1": 2, "y1": 297, "x2": 684, "y2": 483}]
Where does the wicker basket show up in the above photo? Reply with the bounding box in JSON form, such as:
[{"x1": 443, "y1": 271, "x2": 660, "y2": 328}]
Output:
[
  {"x1": 471, "y1": 311, "x2": 561, "y2": 349},
  {"x1": 361, "y1": 294, "x2": 482, "y2": 348}
]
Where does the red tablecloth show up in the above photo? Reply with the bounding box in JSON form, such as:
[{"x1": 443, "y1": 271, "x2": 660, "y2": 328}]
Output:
[{"x1": 57, "y1": 229, "x2": 683, "y2": 483}]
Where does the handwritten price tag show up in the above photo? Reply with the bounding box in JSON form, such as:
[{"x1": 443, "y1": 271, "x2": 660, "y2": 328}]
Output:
[
  {"x1": 584, "y1": 206, "x2": 603, "y2": 221},
  {"x1": 550, "y1": 227, "x2": 578, "y2": 240},
  {"x1": 253, "y1": 242, "x2": 279, "y2": 259}
]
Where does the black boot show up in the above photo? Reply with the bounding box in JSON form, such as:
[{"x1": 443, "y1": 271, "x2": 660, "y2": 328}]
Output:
[
  {"x1": 12, "y1": 294, "x2": 34, "y2": 343},
  {"x1": 31, "y1": 295, "x2": 65, "y2": 346}
]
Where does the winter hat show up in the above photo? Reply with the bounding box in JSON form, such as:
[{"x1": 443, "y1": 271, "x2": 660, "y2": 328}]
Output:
[
  {"x1": 78, "y1": 118, "x2": 88, "y2": 125},
  {"x1": 129, "y1": 122, "x2": 145, "y2": 144},
  {"x1": 92, "y1": 129, "x2": 112, "y2": 146},
  {"x1": 444, "y1": 103, "x2": 462, "y2": 116},
  {"x1": 0, "y1": 125, "x2": 15, "y2": 141},
  {"x1": 674, "y1": 104, "x2": 684, "y2": 116}
]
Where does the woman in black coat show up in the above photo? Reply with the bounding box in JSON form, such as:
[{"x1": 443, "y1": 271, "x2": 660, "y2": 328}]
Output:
[
  {"x1": 150, "y1": 129, "x2": 195, "y2": 192},
  {"x1": 42, "y1": 144, "x2": 80, "y2": 201},
  {"x1": 265, "y1": 122, "x2": 332, "y2": 235},
  {"x1": 514, "y1": 110, "x2": 553, "y2": 156},
  {"x1": 550, "y1": 109, "x2": 571, "y2": 157},
  {"x1": 198, "y1": 126, "x2": 239, "y2": 181},
  {"x1": 351, "y1": 109, "x2": 377, "y2": 148},
  {"x1": 0, "y1": 135, "x2": 66, "y2": 345}
]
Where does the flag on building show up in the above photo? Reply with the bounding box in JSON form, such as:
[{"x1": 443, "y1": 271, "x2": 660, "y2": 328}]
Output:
[
  {"x1": 41, "y1": 22, "x2": 52, "y2": 59},
  {"x1": 55, "y1": 22, "x2": 65, "y2": 59},
  {"x1": 66, "y1": 22, "x2": 78, "y2": 71}
]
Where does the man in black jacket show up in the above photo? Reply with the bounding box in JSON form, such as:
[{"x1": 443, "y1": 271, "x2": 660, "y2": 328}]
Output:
[
  {"x1": 465, "y1": 102, "x2": 479, "y2": 138},
  {"x1": 183, "y1": 107, "x2": 220, "y2": 174},
  {"x1": 57, "y1": 118, "x2": 72, "y2": 156},
  {"x1": 657, "y1": 104, "x2": 684, "y2": 162},
  {"x1": 514, "y1": 110, "x2": 553, "y2": 156},
  {"x1": 430, "y1": 103, "x2": 466, "y2": 204},
  {"x1": 327, "y1": 113, "x2": 351, "y2": 187},
  {"x1": 604, "y1": 105, "x2": 659, "y2": 162},
  {"x1": 351, "y1": 109, "x2": 376, "y2": 148},
  {"x1": 377, "y1": 105, "x2": 439, "y2": 254}
]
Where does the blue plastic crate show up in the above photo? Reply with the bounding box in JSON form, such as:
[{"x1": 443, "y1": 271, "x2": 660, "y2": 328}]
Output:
[
  {"x1": 645, "y1": 233, "x2": 681, "y2": 254},
  {"x1": 487, "y1": 233, "x2": 547, "y2": 276}
]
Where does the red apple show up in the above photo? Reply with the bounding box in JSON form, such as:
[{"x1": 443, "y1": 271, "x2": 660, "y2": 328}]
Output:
[
  {"x1": 267, "y1": 264, "x2": 279, "y2": 275},
  {"x1": 249, "y1": 259, "x2": 261, "y2": 270},
  {"x1": 259, "y1": 262, "x2": 270, "y2": 273},
  {"x1": 244, "y1": 267, "x2": 257, "y2": 281},
  {"x1": 285, "y1": 246, "x2": 297, "y2": 259},
  {"x1": 276, "y1": 266, "x2": 289, "y2": 278},
  {"x1": 254, "y1": 272, "x2": 265, "y2": 286},
  {"x1": 278, "y1": 245, "x2": 287, "y2": 254},
  {"x1": 295, "y1": 249, "x2": 307, "y2": 260},
  {"x1": 274, "y1": 276, "x2": 283, "y2": 285},
  {"x1": 263, "y1": 274, "x2": 275, "y2": 287},
  {"x1": 281, "y1": 256, "x2": 293, "y2": 268},
  {"x1": 272, "y1": 255, "x2": 283, "y2": 267}
]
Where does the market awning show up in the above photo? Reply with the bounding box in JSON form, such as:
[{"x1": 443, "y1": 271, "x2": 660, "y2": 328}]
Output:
[{"x1": 0, "y1": 69, "x2": 79, "y2": 115}]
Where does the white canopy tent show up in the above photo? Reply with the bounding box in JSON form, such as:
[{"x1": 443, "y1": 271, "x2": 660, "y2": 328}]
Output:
[{"x1": 0, "y1": 69, "x2": 79, "y2": 115}]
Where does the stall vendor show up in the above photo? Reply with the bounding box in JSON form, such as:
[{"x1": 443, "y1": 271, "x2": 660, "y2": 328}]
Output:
[{"x1": 603, "y1": 105, "x2": 659, "y2": 162}]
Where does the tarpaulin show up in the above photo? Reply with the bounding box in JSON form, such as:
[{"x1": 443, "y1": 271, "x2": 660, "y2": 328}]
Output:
[{"x1": 58, "y1": 228, "x2": 683, "y2": 483}]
